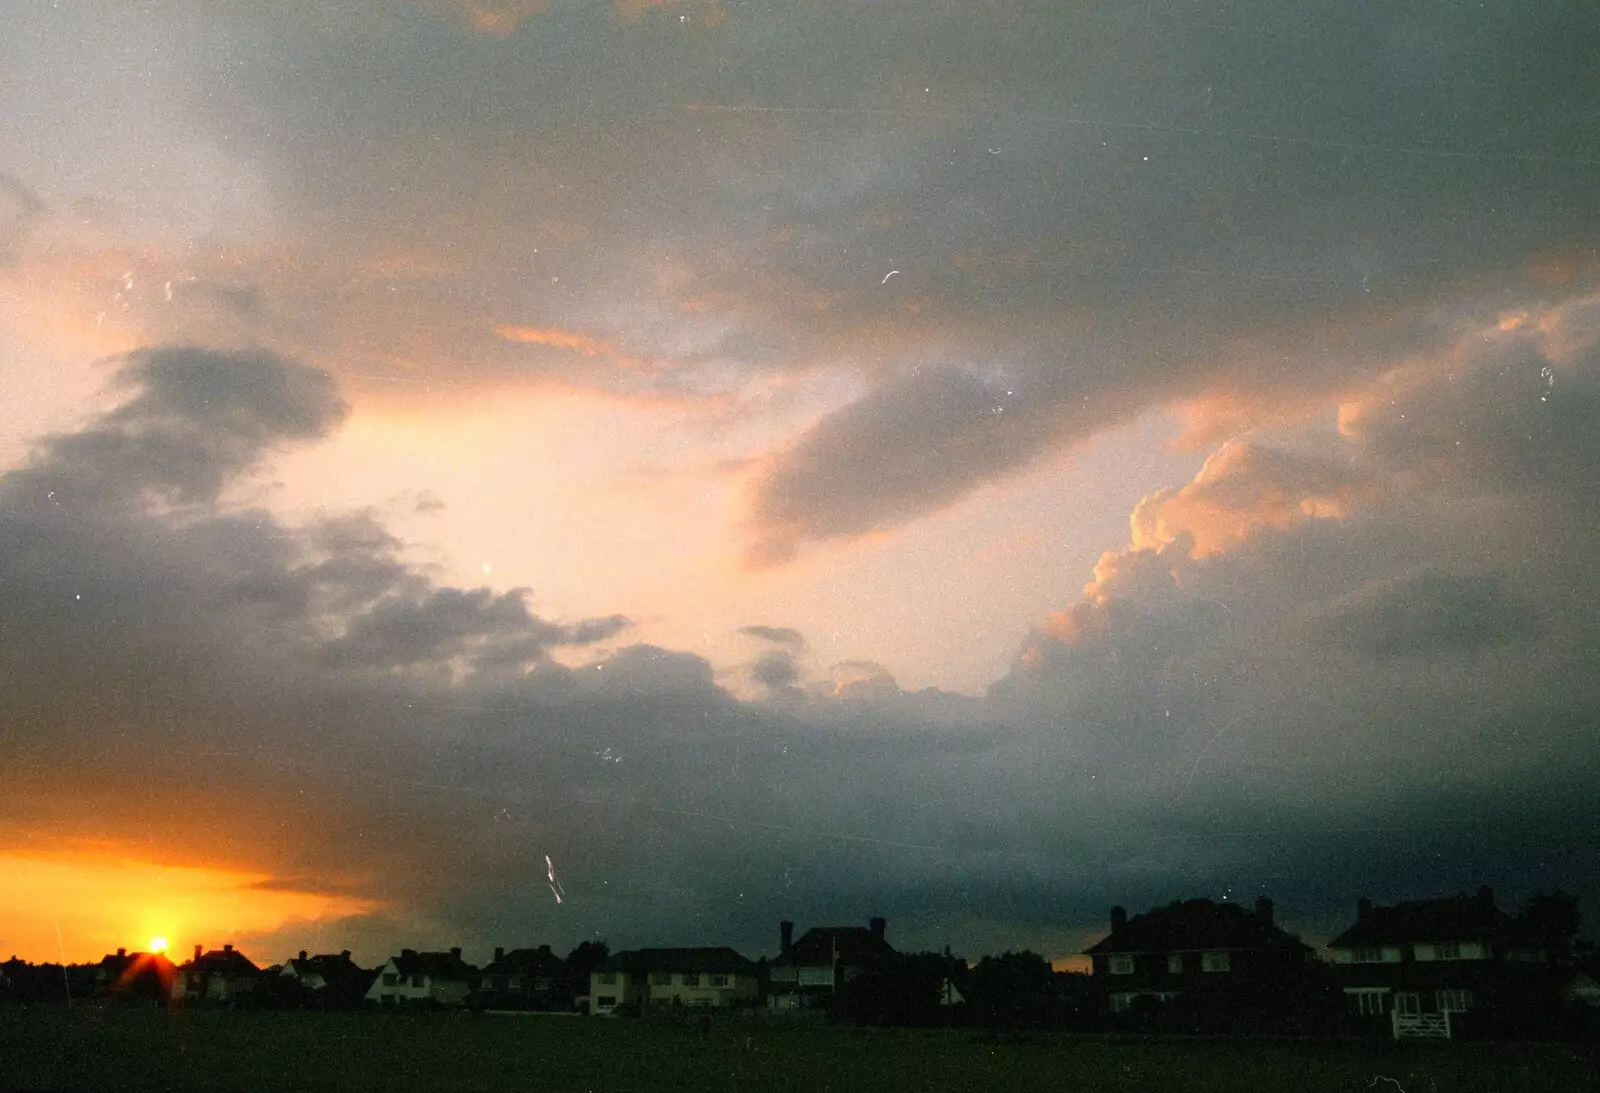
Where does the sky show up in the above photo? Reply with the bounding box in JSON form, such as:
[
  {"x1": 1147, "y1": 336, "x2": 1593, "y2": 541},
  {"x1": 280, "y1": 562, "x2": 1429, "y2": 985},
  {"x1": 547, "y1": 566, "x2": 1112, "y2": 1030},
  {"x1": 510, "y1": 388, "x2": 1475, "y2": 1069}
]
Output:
[{"x1": 3, "y1": 0, "x2": 1599, "y2": 969}]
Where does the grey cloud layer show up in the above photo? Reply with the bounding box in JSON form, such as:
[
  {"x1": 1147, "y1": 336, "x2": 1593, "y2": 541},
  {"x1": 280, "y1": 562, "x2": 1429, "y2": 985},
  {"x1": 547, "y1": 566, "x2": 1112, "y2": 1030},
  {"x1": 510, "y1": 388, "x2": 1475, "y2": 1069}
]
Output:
[
  {"x1": 7, "y1": 311, "x2": 1600, "y2": 958},
  {"x1": 12, "y1": 2, "x2": 1597, "y2": 558}
]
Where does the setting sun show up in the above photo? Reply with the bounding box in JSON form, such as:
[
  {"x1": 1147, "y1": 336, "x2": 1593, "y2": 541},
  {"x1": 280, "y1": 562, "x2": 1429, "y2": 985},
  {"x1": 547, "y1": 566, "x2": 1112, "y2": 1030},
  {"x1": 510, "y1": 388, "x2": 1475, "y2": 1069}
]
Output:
[{"x1": 149, "y1": 936, "x2": 169, "y2": 954}]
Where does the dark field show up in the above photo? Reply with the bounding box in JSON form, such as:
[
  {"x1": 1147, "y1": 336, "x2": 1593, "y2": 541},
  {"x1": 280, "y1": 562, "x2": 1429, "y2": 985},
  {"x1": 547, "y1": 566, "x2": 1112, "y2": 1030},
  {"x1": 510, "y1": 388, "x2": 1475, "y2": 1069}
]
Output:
[{"x1": 1, "y1": 1007, "x2": 1596, "y2": 1093}]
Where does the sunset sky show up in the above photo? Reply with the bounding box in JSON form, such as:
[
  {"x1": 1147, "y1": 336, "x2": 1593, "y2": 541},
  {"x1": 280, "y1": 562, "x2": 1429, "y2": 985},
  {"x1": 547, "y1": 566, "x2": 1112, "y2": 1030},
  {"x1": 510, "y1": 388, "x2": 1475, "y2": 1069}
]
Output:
[{"x1": 3, "y1": 1, "x2": 1599, "y2": 968}]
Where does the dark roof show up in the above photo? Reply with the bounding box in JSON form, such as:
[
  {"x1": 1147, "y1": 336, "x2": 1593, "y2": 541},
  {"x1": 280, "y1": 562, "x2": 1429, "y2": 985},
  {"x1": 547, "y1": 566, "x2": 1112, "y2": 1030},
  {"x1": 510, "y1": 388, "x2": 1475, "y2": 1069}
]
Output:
[
  {"x1": 1083, "y1": 899, "x2": 1308, "y2": 955},
  {"x1": 1328, "y1": 890, "x2": 1520, "y2": 948},
  {"x1": 774, "y1": 927, "x2": 896, "y2": 968},
  {"x1": 602, "y1": 947, "x2": 757, "y2": 975},
  {"x1": 482, "y1": 946, "x2": 563, "y2": 976},
  {"x1": 390, "y1": 950, "x2": 478, "y2": 979},
  {"x1": 285, "y1": 952, "x2": 368, "y2": 981},
  {"x1": 187, "y1": 948, "x2": 261, "y2": 976}
]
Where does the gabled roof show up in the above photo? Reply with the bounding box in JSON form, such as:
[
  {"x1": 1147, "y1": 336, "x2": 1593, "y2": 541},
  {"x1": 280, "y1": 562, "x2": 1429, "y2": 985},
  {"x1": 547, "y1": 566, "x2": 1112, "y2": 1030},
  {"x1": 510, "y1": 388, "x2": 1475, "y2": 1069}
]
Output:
[
  {"x1": 601, "y1": 947, "x2": 757, "y2": 975},
  {"x1": 187, "y1": 948, "x2": 261, "y2": 977},
  {"x1": 1328, "y1": 890, "x2": 1515, "y2": 948},
  {"x1": 285, "y1": 952, "x2": 368, "y2": 983},
  {"x1": 482, "y1": 946, "x2": 563, "y2": 976},
  {"x1": 774, "y1": 926, "x2": 896, "y2": 968},
  {"x1": 390, "y1": 950, "x2": 478, "y2": 979},
  {"x1": 1083, "y1": 899, "x2": 1308, "y2": 955}
]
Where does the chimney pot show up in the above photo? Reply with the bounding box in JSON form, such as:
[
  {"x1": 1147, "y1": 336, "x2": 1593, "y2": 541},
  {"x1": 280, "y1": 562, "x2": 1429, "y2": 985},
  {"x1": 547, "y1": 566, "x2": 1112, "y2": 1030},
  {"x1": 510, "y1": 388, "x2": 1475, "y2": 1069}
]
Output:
[
  {"x1": 494, "y1": 947, "x2": 505, "y2": 963},
  {"x1": 780, "y1": 920, "x2": 794, "y2": 953},
  {"x1": 869, "y1": 917, "x2": 886, "y2": 941},
  {"x1": 1111, "y1": 906, "x2": 1128, "y2": 931}
]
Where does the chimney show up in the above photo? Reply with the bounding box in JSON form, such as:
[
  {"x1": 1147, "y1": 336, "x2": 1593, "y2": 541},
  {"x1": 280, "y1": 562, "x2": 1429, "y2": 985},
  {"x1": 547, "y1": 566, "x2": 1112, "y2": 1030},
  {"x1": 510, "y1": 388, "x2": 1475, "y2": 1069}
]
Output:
[
  {"x1": 1111, "y1": 906, "x2": 1127, "y2": 932},
  {"x1": 494, "y1": 947, "x2": 505, "y2": 963},
  {"x1": 223, "y1": 944, "x2": 233, "y2": 953},
  {"x1": 1477, "y1": 885, "x2": 1495, "y2": 910},
  {"x1": 450, "y1": 946, "x2": 462, "y2": 961},
  {"x1": 1357, "y1": 897, "x2": 1372, "y2": 921},
  {"x1": 869, "y1": 917, "x2": 886, "y2": 942},
  {"x1": 1254, "y1": 896, "x2": 1274, "y2": 927},
  {"x1": 402, "y1": 948, "x2": 417, "y2": 959},
  {"x1": 298, "y1": 950, "x2": 308, "y2": 962},
  {"x1": 194, "y1": 944, "x2": 204, "y2": 963},
  {"x1": 340, "y1": 951, "x2": 351, "y2": 959},
  {"x1": 117, "y1": 947, "x2": 126, "y2": 958},
  {"x1": 780, "y1": 920, "x2": 794, "y2": 953}
]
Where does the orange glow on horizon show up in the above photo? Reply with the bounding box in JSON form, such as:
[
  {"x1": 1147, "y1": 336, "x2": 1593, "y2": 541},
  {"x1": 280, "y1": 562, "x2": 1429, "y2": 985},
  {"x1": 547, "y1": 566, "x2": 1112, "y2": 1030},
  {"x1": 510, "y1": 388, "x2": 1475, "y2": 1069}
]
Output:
[{"x1": 1, "y1": 849, "x2": 379, "y2": 965}]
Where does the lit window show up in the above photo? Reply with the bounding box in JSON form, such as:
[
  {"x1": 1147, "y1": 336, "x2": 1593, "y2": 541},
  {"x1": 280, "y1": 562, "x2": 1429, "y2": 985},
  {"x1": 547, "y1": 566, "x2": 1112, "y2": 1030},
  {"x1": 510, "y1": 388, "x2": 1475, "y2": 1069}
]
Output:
[
  {"x1": 1108, "y1": 955, "x2": 1134, "y2": 975},
  {"x1": 1201, "y1": 951, "x2": 1230, "y2": 973}
]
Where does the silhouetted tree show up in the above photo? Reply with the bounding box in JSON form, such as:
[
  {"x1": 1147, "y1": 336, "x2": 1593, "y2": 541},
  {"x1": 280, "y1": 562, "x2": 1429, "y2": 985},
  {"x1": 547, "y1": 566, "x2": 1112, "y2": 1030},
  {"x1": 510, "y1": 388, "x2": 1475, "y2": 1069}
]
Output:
[
  {"x1": 1520, "y1": 890, "x2": 1582, "y2": 951},
  {"x1": 564, "y1": 940, "x2": 609, "y2": 1007}
]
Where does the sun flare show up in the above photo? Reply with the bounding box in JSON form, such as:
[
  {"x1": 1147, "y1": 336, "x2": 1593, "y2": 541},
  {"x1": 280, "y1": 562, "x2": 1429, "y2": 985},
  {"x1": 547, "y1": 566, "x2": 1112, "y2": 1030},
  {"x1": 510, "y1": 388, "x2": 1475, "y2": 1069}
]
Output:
[{"x1": 149, "y1": 936, "x2": 169, "y2": 954}]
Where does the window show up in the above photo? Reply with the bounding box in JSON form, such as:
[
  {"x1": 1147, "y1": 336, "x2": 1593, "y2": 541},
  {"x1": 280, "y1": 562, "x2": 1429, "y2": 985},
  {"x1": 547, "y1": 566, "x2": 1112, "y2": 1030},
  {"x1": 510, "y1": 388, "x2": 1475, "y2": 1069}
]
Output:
[
  {"x1": 1395, "y1": 992, "x2": 1420, "y2": 1015},
  {"x1": 709, "y1": 974, "x2": 728, "y2": 987},
  {"x1": 411, "y1": 975, "x2": 424, "y2": 988},
  {"x1": 651, "y1": 972, "x2": 673, "y2": 986},
  {"x1": 1201, "y1": 951, "x2": 1230, "y2": 973},
  {"x1": 1351, "y1": 947, "x2": 1383, "y2": 963},
  {"x1": 598, "y1": 971, "x2": 616, "y2": 985},
  {"x1": 681, "y1": 973, "x2": 700, "y2": 987},
  {"x1": 596, "y1": 995, "x2": 616, "y2": 1007},
  {"x1": 1433, "y1": 942, "x2": 1460, "y2": 960},
  {"x1": 382, "y1": 972, "x2": 397, "y2": 986},
  {"x1": 1108, "y1": 955, "x2": 1134, "y2": 975},
  {"x1": 1167, "y1": 953, "x2": 1183, "y2": 974},
  {"x1": 1436, "y1": 989, "x2": 1472, "y2": 1012},
  {"x1": 1345, "y1": 989, "x2": 1388, "y2": 1017}
]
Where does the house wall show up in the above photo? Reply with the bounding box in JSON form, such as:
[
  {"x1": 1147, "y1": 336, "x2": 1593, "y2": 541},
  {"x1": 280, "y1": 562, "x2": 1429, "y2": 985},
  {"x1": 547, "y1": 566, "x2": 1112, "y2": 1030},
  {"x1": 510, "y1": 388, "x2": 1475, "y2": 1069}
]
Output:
[
  {"x1": 1414, "y1": 942, "x2": 1488, "y2": 961},
  {"x1": 642, "y1": 971, "x2": 759, "y2": 1008},
  {"x1": 364, "y1": 962, "x2": 469, "y2": 1007},
  {"x1": 588, "y1": 970, "x2": 641, "y2": 1013}
]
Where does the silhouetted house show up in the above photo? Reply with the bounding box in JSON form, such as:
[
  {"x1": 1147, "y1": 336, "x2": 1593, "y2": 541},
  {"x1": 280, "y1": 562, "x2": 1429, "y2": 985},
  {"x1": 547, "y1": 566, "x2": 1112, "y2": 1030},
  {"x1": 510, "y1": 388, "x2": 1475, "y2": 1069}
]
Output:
[
  {"x1": 279, "y1": 950, "x2": 372, "y2": 1005},
  {"x1": 1083, "y1": 897, "x2": 1315, "y2": 1016},
  {"x1": 174, "y1": 944, "x2": 260, "y2": 1004},
  {"x1": 768, "y1": 917, "x2": 897, "y2": 1012},
  {"x1": 1327, "y1": 886, "x2": 1563, "y2": 1030},
  {"x1": 589, "y1": 947, "x2": 760, "y2": 1014},
  {"x1": 365, "y1": 948, "x2": 477, "y2": 1008},
  {"x1": 474, "y1": 945, "x2": 567, "y2": 1010}
]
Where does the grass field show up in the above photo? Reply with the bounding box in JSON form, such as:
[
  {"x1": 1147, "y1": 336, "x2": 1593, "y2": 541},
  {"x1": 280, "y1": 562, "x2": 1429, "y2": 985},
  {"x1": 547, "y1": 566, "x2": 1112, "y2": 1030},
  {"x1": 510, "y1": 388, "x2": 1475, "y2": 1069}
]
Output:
[{"x1": 2, "y1": 1007, "x2": 1596, "y2": 1093}]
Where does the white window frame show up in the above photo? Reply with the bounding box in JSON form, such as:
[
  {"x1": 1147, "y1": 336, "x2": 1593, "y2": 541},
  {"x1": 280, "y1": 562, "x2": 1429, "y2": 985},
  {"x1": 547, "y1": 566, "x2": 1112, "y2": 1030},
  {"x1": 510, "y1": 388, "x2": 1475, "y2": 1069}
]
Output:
[
  {"x1": 1201, "y1": 951, "x2": 1230, "y2": 973},
  {"x1": 1345, "y1": 988, "x2": 1388, "y2": 1017},
  {"x1": 1108, "y1": 954, "x2": 1134, "y2": 975},
  {"x1": 1436, "y1": 989, "x2": 1472, "y2": 1012}
]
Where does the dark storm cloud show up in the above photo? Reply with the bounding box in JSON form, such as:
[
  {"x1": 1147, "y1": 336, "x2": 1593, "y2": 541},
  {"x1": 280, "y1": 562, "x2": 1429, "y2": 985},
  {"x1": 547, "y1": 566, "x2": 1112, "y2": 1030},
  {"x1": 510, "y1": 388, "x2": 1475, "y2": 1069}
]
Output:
[
  {"x1": 31, "y1": 345, "x2": 347, "y2": 505},
  {"x1": 738, "y1": 625, "x2": 806, "y2": 650},
  {"x1": 1318, "y1": 570, "x2": 1540, "y2": 658}
]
